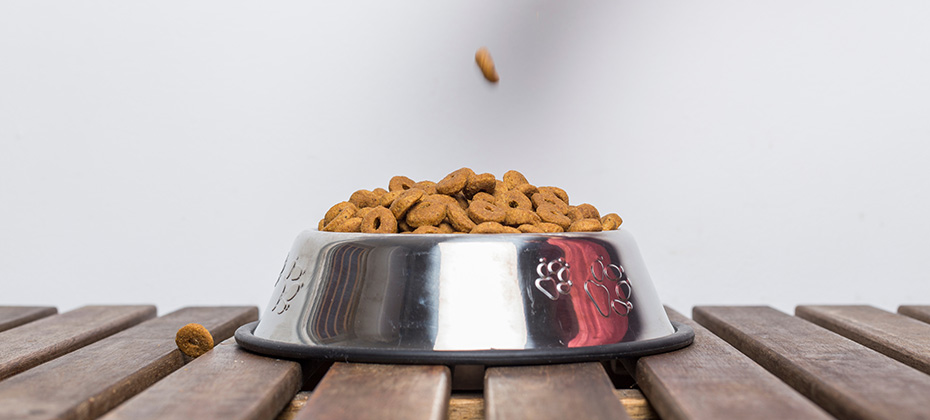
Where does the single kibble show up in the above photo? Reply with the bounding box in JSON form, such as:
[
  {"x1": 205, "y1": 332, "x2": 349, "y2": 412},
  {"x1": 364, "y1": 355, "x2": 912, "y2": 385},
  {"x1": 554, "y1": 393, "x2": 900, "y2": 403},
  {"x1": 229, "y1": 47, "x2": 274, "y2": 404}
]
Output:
[
  {"x1": 497, "y1": 190, "x2": 533, "y2": 211},
  {"x1": 568, "y1": 218, "x2": 603, "y2": 232},
  {"x1": 576, "y1": 203, "x2": 600, "y2": 219},
  {"x1": 372, "y1": 187, "x2": 388, "y2": 197},
  {"x1": 406, "y1": 200, "x2": 447, "y2": 228},
  {"x1": 537, "y1": 222, "x2": 565, "y2": 233},
  {"x1": 538, "y1": 186, "x2": 570, "y2": 205},
  {"x1": 414, "y1": 181, "x2": 438, "y2": 195},
  {"x1": 349, "y1": 189, "x2": 379, "y2": 209},
  {"x1": 323, "y1": 207, "x2": 355, "y2": 231},
  {"x1": 446, "y1": 203, "x2": 478, "y2": 232},
  {"x1": 475, "y1": 47, "x2": 499, "y2": 83},
  {"x1": 413, "y1": 225, "x2": 442, "y2": 234},
  {"x1": 518, "y1": 224, "x2": 545, "y2": 233},
  {"x1": 380, "y1": 190, "x2": 402, "y2": 207},
  {"x1": 464, "y1": 173, "x2": 497, "y2": 198},
  {"x1": 437, "y1": 223, "x2": 455, "y2": 233},
  {"x1": 504, "y1": 208, "x2": 540, "y2": 226},
  {"x1": 537, "y1": 204, "x2": 572, "y2": 230},
  {"x1": 467, "y1": 200, "x2": 507, "y2": 224},
  {"x1": 436, "y1": 167, "x2": 474, "y2": 195},
  {"x1": 175, "y1": 323, "x2": 214, "y2": 358},
  {"x1": 471, "y1": 221, "x2": 507, "y2": 233},
  {"x1": 512, "y1": 183, "x2": 538, "y2": 197},
  {"x1": 601, "y1": 213, "x2": 623, "y2": 231},
  {"x1": 337, "y1": 217, "x2": 363, "y2": 232},
  {"x1": 531, "y1": 192, "x2": 569, "y2": 214},
  {"x1": 389, "y1": 188, "x2": 425, "y2": 219},
  {"x1": 502, "y1": 170, "x2": 528, "y2": 189},
  {"x1": 324, "y1": 202, "x2": 357, "y2": 225},
  {"x1": 388, "y1": 175, "x2": 417, "y2": 192},
  {"x1": 472, "y1": 192, "x2": 496, "y2": 203},
  {"x1": 361, "y1": 206, "x2": 398, "y2": 233}
]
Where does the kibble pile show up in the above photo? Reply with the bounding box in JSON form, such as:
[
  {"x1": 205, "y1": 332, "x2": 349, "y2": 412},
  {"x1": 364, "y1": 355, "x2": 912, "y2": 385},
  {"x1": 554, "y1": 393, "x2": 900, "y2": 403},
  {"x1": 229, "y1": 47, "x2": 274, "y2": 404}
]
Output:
[{"x1": 318, "y1": 169, "x2": 622, "y2": 234}]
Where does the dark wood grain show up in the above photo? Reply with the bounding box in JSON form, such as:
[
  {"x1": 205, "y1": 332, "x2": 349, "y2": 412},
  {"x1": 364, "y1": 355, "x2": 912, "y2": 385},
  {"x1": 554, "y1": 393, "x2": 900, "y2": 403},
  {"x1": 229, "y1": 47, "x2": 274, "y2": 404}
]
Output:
[
  {"x1": 898, "y1": 305, "x2": 930, "y2": 325},
  {"x1": 485, "y1": 363, "x2": 630, "y2": 420},
  {"x1": 0, "y1": 306, "x2": 257, "y2": 420},
  {"x1": 101, "y1": 338, "x2": 300, "y2": 420},
  {"x1": 797, "y1": 305, "x2": 930, "y2": 375},
  {"x1": 695, "y1": 305, "x2": 930, "y2": 420},
  {"x1": 636, "y1": 307, "x2": 831, "y2": 420},
  {"x1": 295, "y1": 363, "x2": 450, "y2": 420},
  {"x1": 0, "y1": 306, "x2": 57, "y2": 332},
  {"x1": 0, "y1": 305, "x2": 156, "y2": 381}
]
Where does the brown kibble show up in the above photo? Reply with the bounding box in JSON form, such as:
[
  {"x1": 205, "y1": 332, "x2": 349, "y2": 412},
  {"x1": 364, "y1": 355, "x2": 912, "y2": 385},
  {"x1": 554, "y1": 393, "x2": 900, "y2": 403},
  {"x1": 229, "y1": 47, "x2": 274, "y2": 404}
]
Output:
[
  {"x1": 349, "y1": 190, "x2": 379, "y2": 209},
  {"x1": 502, "y1": 170, "x2": 528, "y2": 189},
  {"x1": 568, "y1": 218, "x2": 603, "y2": 232},
  {"x1": 176, "y1": 323, "x2": 214, "y2": 358},
  {"x1": 437, "y1": 223, "x2": 455, "y2": 233},
  {"x1": 380, "y1": 190, "x2": 402, "y2": 207},
  {"x1": 467, "y1": 200, "x2": 506, "y2": 224},
  {"x1": 446, "y1": 203, "x2": 477, "y2": 232},
  {"x1": 355, "y1": 207, "x2": 373, "y2": 220},
  {"x1": 531, "y1": 192, "x2": 569, "y2": 214},
  {"x1": 538, "y1": 186, "x2": 569, "y2": 205},
  {"x1": 436, "y1": 168, "x2": 474, "y2": 195},
  {"x1": 504, "y1": 208, "x2": 541, "y2": 226},
  {"x1": 454, "y1": 193, "x2": 469, "y2": 210},
  {"x1": 537, "y1": 222, "x2": 565, "y2": 233},
  {"x1": 372, "y1": 187, "x2": 388, "y2": 197},
  {"x1": 501, "y1": 226, "x2": 521, "y2": 233},
  {"x1": 497, "y1": 190, "x2": 533, "y2": 211},
  {"x1": 337, "y1": 217, "x2": 363, "y2": 232},
  {"x1": 424, "y1": 194, "x2": 458, "y2": 208},
  {"x1": 471, "y1": 221, "x2": 507, "y2": 233},
  {"x1": 323, "y1": 207, "x2": 356, "y2": 231},
  {"x1": 472, "y1": 192, "x2": 496, "y2": 203},
  {"x1": 398, "y1": 219, "x2": 413, "y2": 232},
  {"x1": 413, "y1": 181, "x2": 438, "y2": 195},
  {"x1": 324, "y1": 202, "x2": 357, "y2": 225},
  {"x1": 389, "y1": 188, "x2": 425, "y2": 219},
  {"x1": 413, "y1": 225, "x2": 442, "y2": 234},
  {"x1": 518, "y1": 224, "x2": 545, "y2": 233},
  {"x1": 576, "y1": 203, "x2": 600, "y2": 219},
  {"x1": 361, "y1": 207, "x2": 398, "y2": 233},
  {"x1": 537, "y1": 204, "x2": 572, "y2": 230},
  {"x1": 601, "y1": 213, "x2": 623, "y2": 230},
  {"x1": 318, "y1": 219, "x2": 325, "y2": 231},
  {"x1": 389, "y1": 176, "x2": 417, "y2": 192},
  {"x1": 464, "y1": 173, "x2": 496, "y2": 198},
  {"x1": 475, "y1": 47, "x2": 499, "y2": 83},
  {"x1": 406, "y1": 200, "x2": 447, "y2": 228},
  {"x1": 512, "y1": 183, "x2": 538, "y2": 197}
]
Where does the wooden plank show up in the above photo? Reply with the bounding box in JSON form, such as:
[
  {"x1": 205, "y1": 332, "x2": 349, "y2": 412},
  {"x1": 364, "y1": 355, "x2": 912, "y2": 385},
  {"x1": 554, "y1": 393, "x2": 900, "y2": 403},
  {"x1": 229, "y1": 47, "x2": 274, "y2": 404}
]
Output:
[
  {"x1": 485, "y1": 363, "x2": 630, "y2": 420},
  {"x1": 898, "y1": 305, "x2": 930, "y2": 325},
  {"x1": 101, "y1": 338, "x2": 300, "y2": 420},
  {"x1": 613, "y1": 390, "x2": 660, "y2": 420},
  {"x1": 694, "y1": 305, "x2": 930, "y2": 420},
  {"x1": 797, "y1": 305, "x2": 930, "y2": 375},
  {"x1": 0, "y1": 306, "x2": 257, "y2": 420},
  {"x1": 0, "y1": 306, "x2": 57, "y2": 332},
  {"x1": 636, "y1": 307, "x2": 831, "y2": 420},
  {"x1": 294, "y1": 363, "x2": 450, "y2": 420},
  {"x1": 0, "y1": 305, "x2": 156, "y2": 381}
]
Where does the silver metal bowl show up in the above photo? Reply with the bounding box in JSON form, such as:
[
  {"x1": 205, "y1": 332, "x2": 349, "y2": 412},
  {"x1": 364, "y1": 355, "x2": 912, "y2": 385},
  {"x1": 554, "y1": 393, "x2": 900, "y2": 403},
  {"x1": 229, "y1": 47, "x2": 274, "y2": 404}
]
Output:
[{"x1": 236, "y1": 228, "x2": 692, "y2": 365}]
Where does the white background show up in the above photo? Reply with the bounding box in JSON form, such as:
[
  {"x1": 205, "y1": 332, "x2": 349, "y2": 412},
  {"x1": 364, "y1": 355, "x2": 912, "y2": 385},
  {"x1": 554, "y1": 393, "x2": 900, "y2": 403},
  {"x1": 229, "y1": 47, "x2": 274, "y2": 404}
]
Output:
[{"x1": 2, "y1": 1, "x2": 929, "y2": 317}]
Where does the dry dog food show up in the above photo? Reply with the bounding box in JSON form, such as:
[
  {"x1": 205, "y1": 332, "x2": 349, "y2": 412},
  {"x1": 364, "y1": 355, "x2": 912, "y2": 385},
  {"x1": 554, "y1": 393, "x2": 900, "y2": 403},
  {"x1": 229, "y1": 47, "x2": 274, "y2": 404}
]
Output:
[
  {"x1": 175, "y1": 323, "x2": 214, "y2": 357},
  {"x1": 475, "y1": 47, "x2": 499, "y2": 83},
  {"x1": 318, "y1": 169, "x2": 622, "y2": 234}
]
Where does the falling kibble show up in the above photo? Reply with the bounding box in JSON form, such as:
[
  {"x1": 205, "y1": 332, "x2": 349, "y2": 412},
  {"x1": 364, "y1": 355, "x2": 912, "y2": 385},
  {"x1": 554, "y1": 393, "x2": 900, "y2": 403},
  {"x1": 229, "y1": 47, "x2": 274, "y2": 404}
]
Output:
[
  {"x1": 475, "y1": 47, "x2": 499, "y2": 83},
  {"x1": 175, "y1": 323, "x2": 214, "y2": 357}
]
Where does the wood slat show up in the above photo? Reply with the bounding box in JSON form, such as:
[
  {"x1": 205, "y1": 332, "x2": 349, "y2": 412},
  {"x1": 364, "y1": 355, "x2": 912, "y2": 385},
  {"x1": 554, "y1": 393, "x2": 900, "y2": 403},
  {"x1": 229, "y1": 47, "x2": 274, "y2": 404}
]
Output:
[
  {"x1": 636, "y1": 307, "x2": 832, "y2": 420},
  {"x1": 0, "y1": 306, "x2": 57, "y2": 332},
  {"x1": 898, "y1": 305, "x2": 930, "y2": 325},
  {"x1": 485, "y1": 363, "x2": 630, "y2": 420},
  {"x1": 0, "y1": 306, "x2": 257, "y2": 420},
  {"x1": 797, "y1": 305, "x2": 930, "y2": 375},
  {"x1": 694, "y1": 305, "x2": 930, "y2": 420},
  {"x1": 101, "y1": 338, "x2": 300, "y2": 420},
  {"x1": 0, "y1": 305, "x2": 156, "y2": 381},
  {"x1": 294, "y1": 363, "x2": 450, "y2": 420}
]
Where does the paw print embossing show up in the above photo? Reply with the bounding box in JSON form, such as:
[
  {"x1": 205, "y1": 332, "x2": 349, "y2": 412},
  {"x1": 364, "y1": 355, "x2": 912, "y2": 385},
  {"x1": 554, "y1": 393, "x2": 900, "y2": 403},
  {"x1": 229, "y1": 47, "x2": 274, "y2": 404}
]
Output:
[
  {"x1": 586, "y1": 256, "x2": 633, "y2": 317},
  {"x1": 271, "y1": 255, "x2": 307, "y2": 315},
  {"x1": 534, "y1": 257, "x2": 572, "y2": 301}
]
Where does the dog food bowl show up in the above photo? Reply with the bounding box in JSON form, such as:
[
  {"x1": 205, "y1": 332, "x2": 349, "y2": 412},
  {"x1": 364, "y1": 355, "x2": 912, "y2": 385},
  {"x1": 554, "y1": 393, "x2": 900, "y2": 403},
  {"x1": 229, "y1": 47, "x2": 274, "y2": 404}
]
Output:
[{"x1": 236, "y1": 228, "x2": 693, "y2": 365}]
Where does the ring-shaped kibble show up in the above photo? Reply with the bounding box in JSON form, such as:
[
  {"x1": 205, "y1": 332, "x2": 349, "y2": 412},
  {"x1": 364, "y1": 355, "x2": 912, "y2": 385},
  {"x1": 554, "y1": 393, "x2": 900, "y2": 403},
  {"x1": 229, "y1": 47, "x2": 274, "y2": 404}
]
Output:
[
  {"x1": 324, "y1": 202, "x2": 357, "y2": 225},
  {"x1": 361, "y1": 206, "x2": 398, "y2": 233},
  {"x1": 406, "y1": 200, "x2": 447, "y2": 228},
  {"x1": 337, "y1": 217, "x2": 363, "y2": 232},
  {"x1": 536, "y1": 204, "x2": 571, "y2": 230},
  {"x1": 531, "y1": 192, "x2": 569, "y2": 214},
  {"x1": 323, "y1": 208, "x2": 355, "y2": 231},
  {"x1": 601, "y1": 213, "x2": 623, "y2": 231},
  {"x1": 176, "y1": 323, "x2": 214, "y2": 358},
  {"x1": 502, "y1": 170, "x2": 529, "y2": 189},
  {"x1": 471, "y1": 221, "x2": 507, "y2": 233},
  {"x1": 567, "y1": 206, "x2": 585, "y2": 223},
  {"x1": 512, "y1": 183, "x2": 538, "y2": 197},
  {"x1": 464, "y1": 173, "x2": 497, "y2": 198},
  {"x1": 568, "y1": 218, "x2": 603, "y2": 232},
  {"x1": 355, "y1": 207, "x2": 373, "y2": 220},
  {"x1": 414, "y1": 181, "x2": 438, "y2": 195},
  {"x1": 372, "y1": 187, "x2": 388, "y2": 198},
  {"x1": 537, "y1": 222, "x2": 564, "y2": 233},
  {"x1": 379, "y1": 190, "x2": 402, "y2": 207},
  {"x1": 472, "y1": 192, "x2": 496, "y2": 203},
  {"x1": 446, "y1": 203, "x2": 477, "y2": 232},
  {"x1": 436, "y1": 167, "x2": 474, "y2": 195},
  {"x1": 389, "y1": 175, "x2": 416, "y2": 192},
  {"x1": 576, "y1": 203, "x2": 600, "y2": 219},
  {"x1": 413, "y1": 225, "x2": 443, "y2": 234},
  {"x1": 349, "y1": 190, "x2": 379, "y2": 209},
  {"x1": 389, "y1": 188, "x2": 425, "y2": 219},
  {"x1": 504, "y1": 208, "x2": 540, "y2": 226},
  {"x1": 538, "y1": 186, "x2": 570, "y2": 205},
  {"x1": 467, "y1": 200, "x2": 506, "y2": 224},
  {"x1": 424, "y1": 194, "x2": 458, "y2": 208},
  {"x1": 518, "y1": 224, "x2": 545, "y2": 233},
  {"x1": 497, "y1": 190, "x2": 533, "y2": 211}
]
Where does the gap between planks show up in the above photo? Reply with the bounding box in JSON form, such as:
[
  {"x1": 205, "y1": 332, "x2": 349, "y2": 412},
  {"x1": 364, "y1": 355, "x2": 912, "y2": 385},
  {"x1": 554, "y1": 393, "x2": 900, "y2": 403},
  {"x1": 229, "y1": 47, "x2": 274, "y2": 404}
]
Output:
[{"x1": 275, "y1": 389, "x2": 658, "y2": 420}]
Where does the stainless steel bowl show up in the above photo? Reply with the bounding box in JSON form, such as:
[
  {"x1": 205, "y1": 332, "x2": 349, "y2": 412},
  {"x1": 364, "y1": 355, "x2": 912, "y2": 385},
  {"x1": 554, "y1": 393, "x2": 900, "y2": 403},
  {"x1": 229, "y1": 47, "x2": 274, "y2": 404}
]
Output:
[{"x1": 236, "y1": 228, "x2": 692, "y2": 365}]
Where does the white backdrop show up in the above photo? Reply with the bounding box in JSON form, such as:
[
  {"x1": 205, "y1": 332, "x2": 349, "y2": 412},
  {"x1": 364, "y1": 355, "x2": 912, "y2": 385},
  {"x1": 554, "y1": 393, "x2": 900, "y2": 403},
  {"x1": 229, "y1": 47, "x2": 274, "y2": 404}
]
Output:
[{"x1": 2, "y1": 1, "x2": 929, "y2": 317}]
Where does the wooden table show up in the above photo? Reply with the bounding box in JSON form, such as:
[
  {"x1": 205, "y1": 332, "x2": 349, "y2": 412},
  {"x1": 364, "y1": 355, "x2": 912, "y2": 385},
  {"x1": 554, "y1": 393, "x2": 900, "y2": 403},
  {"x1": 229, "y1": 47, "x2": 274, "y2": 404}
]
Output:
[{"x1": 1, "y1": 304, "x2": 929, "y2": 420}]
